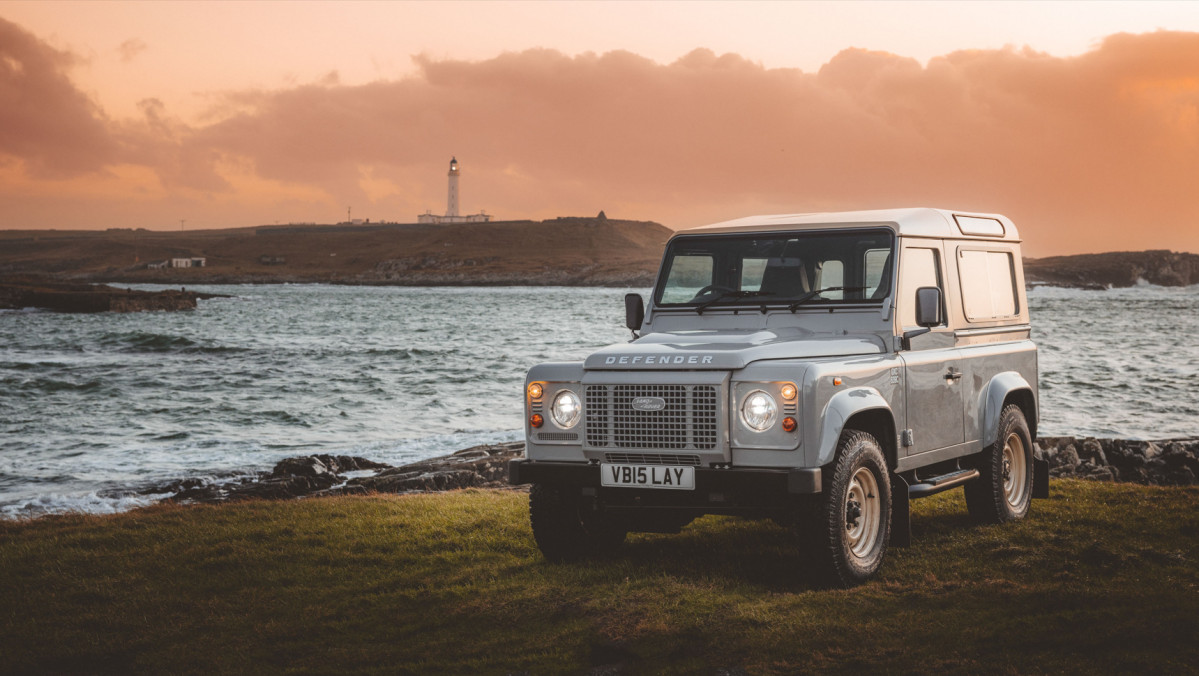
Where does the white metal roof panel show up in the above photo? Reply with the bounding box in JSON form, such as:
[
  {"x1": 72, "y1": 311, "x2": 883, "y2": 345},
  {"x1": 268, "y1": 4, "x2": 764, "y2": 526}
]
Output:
[{"x1": 678, "y1": 207, "x2": 1020, "y2": 241}]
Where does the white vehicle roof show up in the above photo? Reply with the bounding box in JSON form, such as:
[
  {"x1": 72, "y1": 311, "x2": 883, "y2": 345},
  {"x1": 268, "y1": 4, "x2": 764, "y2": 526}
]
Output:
[{"x1": 679, "y1": 207, "x2": 1020, "y2": 241}]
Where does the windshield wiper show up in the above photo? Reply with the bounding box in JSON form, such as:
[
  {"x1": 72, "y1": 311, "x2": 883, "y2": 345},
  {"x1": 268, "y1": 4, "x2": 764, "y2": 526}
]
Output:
[
  {"x1": 695, "y1": 290, "x2": 770, "y2": 314},
  {"x1": 788, "y1": 286, "x2": 867, "y2": 313}
]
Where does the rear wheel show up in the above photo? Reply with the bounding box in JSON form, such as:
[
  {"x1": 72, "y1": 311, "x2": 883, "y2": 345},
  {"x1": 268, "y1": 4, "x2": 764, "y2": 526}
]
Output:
[
  {"x1": 799, "y1": 430, "x2": 892, "y2": 587},
  {"x1": 965, "y1": 404, "x2": 1033, "y2": 524},
  {"x1": 529, "y1": 483, "x2": 626, "y2": 562}
]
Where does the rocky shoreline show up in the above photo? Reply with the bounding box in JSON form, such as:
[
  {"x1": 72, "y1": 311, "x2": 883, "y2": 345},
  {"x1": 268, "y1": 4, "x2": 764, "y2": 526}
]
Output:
[
  {"x1": 151, "y1": 441, "x2": 525, "y2": 505},
  {"x1": 1039, "y1": 437, "x2": 1199, "y2": 485},
  {"x1": 149, "y1": 437, "x2": 1198, "y2": 508}
]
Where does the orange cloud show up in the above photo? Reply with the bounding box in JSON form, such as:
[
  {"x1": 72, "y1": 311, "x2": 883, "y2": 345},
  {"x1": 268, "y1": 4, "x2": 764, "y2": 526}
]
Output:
[
  {"x1": 0, "y1": 18, "x2": 118, "y2": 177},
  {"x1": 1, "y1": 16, "x2": 1197, "y2": 255}
]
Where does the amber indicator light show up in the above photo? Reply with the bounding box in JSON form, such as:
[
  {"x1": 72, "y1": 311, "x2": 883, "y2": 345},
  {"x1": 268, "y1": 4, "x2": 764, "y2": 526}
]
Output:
[
  {"x1": 833, "y1": 377, "x2": 843, "y2": 386},
  {"x1": 782, "y1": 417, "x2": 798, "y2": 433},
  {"x1": 530, "y1": 413, "x2": 544, "y2": 428}
]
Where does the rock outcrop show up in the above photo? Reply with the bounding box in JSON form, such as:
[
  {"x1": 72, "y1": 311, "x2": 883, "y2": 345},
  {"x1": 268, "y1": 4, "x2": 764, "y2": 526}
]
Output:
[
  {"x1": 159, "y1": 443, "x2": 524, "y2": 505},
  {"x1": 0, "y1": 281, "x2": 225, "y2": 312},
  {"x1": 1037, "y1": 437, "x2": 1199, "y2": 486}
]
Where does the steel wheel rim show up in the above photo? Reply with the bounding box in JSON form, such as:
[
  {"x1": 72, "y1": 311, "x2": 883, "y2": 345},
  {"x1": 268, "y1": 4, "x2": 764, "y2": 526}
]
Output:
[
  {"x1": 845, "y1": 466, "x2": 881, "y2": 559},
  {"x1": 1002, "y1": 432, "x2": 1028, "y2": 507}
]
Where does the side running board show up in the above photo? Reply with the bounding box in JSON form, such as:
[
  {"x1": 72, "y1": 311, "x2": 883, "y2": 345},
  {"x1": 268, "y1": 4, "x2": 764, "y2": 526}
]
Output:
[{"x1": 908, "y1": 468, "x2": 980, "y2": 498}]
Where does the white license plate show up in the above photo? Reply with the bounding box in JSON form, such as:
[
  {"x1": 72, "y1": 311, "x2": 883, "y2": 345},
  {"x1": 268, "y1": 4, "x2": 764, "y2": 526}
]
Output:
[{"x1": 600, "y1": 464, "x2": 695, "y2": 490}]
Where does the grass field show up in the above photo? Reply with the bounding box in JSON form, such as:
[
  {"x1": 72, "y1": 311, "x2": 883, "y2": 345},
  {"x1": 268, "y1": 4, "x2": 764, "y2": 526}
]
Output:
[{"x1": 2, "y1": 480, "x2": 1197, "y2": 674}]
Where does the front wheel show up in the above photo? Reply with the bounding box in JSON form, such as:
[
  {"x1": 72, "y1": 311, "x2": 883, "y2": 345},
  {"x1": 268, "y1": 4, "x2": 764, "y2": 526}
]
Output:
[
  {"x1": 529, "y1": 483, "x2": 626, "y2": 562},
  {"x1": 965, "y1": 404, "x2": 1034, "y2": 524},
  {"x1": 799, "y1": 430, "x2": 892, "y2": 587}
]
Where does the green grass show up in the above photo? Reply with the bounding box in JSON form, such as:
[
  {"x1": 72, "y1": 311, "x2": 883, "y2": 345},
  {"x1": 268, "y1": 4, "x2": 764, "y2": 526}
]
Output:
[{"x1": 2, "y1": 480, "x2": 1197, "y2": 675}]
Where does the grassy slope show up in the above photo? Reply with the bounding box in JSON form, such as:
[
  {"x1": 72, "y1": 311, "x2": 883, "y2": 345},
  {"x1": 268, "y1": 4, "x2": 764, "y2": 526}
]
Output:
[
  {"x1": 2, "y1": 481, "x2": 1197, "y2": 675},
  {"x1": 0, "y1": 219, "x2": 672, "y2": 283}
]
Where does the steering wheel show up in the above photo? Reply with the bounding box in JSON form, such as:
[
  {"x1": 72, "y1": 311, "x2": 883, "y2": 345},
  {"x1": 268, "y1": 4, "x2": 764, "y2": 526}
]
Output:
[{"x1": 691, "y1": 284, "x2": 735, "y2": 301}]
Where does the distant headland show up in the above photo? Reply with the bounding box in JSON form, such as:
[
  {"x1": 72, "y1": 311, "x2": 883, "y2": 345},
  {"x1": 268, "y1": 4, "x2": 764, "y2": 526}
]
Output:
[
  {"x1": 1, "y1": 218, "x2": 1195, "y2": 289},
  {"x1": 0, "y1": 216, "x2": 671, "y2": 287},
  {"x1": 1023, "y1": 250, "x2": 1199, "y2": 289}
]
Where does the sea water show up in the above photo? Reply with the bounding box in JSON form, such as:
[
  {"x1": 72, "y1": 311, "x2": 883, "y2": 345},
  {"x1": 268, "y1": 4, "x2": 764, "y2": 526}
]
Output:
[{"x1": 1, "y1": 284, "x2": 1196, "y2": 517}]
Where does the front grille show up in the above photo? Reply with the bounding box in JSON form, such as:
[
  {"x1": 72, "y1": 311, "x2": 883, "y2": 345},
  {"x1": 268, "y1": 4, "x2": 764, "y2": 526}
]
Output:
[
  {"x1": 585, "y1": 384, "x2": 718, "y2": 450},
  {"x1": 604, "y1": 453, "x2": 701, "y2": 466}
]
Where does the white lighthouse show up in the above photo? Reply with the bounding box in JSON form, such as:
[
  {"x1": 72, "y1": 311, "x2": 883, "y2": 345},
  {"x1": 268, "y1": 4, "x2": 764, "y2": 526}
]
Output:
[
  {"x1": 418, "y1": 157, "x2": 491, "y2": 224},
  {"x1": 446, "y1": 157, "x2": 460, "y2": 218}
]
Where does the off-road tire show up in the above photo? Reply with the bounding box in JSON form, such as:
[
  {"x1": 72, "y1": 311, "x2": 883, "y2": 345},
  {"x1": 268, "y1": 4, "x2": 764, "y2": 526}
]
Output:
[
  {"x1": 798, "y1": 430, "x2": 892, "y2": 587},
  {"x1": 965, "y1": 404, "x2": 1034, "y2": 524},
  {"x1": 529, "y1": 483, "x2": 626, "y2": 562}
]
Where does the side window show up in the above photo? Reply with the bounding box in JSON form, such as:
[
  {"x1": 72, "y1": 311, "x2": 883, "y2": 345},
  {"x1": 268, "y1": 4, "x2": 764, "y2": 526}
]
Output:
[
  {"x1": 740, "y1": 258, "x2": 768, "y2": 291},
  {"x1": 958, "y1": 249, "x2": 1017, "y2": 321},
  {"x1": 863, "y1": 249, "x2": 890, "y2": 297},
  {"x1": 661, "y1": 255, "x2": 714, "y2": 304},
  {"x1": 898, "y1": 247, "x2": 942, "y2": 328}
]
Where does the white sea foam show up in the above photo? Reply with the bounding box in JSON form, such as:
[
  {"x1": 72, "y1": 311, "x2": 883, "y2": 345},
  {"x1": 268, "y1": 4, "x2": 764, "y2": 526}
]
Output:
[{"x1": 1, "y1": 491, "x2": 175, "y2": 520}]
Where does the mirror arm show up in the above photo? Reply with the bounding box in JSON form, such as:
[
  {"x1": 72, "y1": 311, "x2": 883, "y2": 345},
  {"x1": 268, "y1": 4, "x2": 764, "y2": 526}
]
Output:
[{"x1": 900, "y1": 327, "x2": 931, "y2": 351}]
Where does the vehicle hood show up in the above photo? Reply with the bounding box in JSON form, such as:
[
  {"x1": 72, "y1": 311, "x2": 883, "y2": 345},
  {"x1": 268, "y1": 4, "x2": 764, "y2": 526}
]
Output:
[{"x1": 584, "y1": 328, "x2": 886, "y2": 370}]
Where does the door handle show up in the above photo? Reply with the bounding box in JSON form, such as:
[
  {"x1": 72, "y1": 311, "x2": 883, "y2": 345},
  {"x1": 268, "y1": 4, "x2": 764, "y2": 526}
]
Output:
[{"x1": 944, "y1": 367, "x2": 963, "y2": 382}]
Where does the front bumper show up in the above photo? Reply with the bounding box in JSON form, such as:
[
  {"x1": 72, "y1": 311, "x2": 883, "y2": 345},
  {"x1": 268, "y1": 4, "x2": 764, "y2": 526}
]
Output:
[{"x1": 509, "y1": 459, "x2": 821, "y2": 508}]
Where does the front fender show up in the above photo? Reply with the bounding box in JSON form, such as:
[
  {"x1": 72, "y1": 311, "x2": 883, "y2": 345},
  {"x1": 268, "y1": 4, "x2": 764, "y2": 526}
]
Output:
[
  {"x1": 813, "y1": 387, "x2": 894, "y2": 467},
  {"x1": 978, "y1": 372, "x2": 1035, "y2": 446}
]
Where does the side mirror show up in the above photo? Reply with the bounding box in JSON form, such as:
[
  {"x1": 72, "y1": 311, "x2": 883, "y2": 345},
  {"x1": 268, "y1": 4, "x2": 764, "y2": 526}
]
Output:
[
  {"x1": 624, "y1": 293, "x2": 645, "y2": 333},
  {"x1": 902, "y1": 286, "x2": 943, "y2": 350},
  {"x1": 915, "y1": 286, "x2": 943, "y2": 328}
]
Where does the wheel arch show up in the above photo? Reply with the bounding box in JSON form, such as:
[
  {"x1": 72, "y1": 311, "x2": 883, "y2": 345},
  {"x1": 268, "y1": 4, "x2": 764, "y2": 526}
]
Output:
[
  {"x1": 814, "y1": 388, "x2": 897, "y2": 469},
  {"x1": 979, "y1": 372, "x2": 1037, "y2": 445}
]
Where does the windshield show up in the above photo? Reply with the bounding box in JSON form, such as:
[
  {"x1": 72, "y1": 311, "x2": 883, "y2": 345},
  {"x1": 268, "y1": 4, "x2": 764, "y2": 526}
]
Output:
[{"x1": 654, "y1": 229, "x2": 894, "y2": 308}]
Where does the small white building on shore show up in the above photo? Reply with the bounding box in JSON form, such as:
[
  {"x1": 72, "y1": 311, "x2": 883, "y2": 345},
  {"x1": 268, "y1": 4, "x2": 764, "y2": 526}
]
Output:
[{"x1": 170, "y1": 257, "x2": 206, "y2": 268}]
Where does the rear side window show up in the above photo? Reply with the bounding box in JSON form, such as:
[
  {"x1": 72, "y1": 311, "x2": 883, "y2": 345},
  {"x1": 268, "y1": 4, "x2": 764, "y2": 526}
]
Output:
[{"x1": 958, "y1": 249, "x2": 1017, "y2": 321}]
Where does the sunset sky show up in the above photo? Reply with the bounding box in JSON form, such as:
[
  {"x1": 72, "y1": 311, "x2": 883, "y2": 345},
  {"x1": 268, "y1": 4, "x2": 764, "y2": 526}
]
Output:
[{"x1": 2, "y1": 1, "x2": 1198, "y2": 255}]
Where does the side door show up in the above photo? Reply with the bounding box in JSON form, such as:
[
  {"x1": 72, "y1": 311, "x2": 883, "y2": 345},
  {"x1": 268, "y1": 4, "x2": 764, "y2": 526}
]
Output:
[
  {"x1": 896, "y1": 241, "x2": 966, "y2": 455},
  {"x1": 951, "y1": 244, "x2": 1032, "y2": 445}
]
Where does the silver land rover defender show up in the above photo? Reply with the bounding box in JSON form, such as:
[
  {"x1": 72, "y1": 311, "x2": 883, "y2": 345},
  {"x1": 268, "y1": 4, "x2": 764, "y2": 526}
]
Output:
[{"x1": 509, "y1": 208, "x2": 1048, "y2": 586}]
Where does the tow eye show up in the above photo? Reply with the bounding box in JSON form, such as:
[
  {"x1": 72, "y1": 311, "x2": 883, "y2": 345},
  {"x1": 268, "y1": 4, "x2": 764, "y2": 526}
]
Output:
[{"x1": 846, "y1": 499, "x2": 863, "y2": 530}]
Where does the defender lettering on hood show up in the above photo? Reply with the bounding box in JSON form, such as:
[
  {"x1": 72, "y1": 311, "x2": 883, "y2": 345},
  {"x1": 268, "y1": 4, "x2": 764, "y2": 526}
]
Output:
[
  {"x1": 584, "y1": 334, "x2": 885, "y2": 370},
  {"x1": 604, "y1": 355, "x2": 714, "y2": 366}
]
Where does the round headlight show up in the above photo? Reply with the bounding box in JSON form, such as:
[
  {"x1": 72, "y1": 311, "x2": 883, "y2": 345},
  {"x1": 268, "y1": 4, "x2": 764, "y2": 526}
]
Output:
[
  {"x1": 741, "y1": 390, "x2": 778, "y2": 432},
  {"x1": 550, "y1": 390, "x2": 581, "y2": 428}
]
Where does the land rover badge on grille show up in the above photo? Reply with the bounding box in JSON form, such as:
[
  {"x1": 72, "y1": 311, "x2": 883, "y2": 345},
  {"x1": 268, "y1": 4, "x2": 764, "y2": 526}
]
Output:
[{"x1": 630, "y1": 396, "x2": 666, "y2": 411}]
